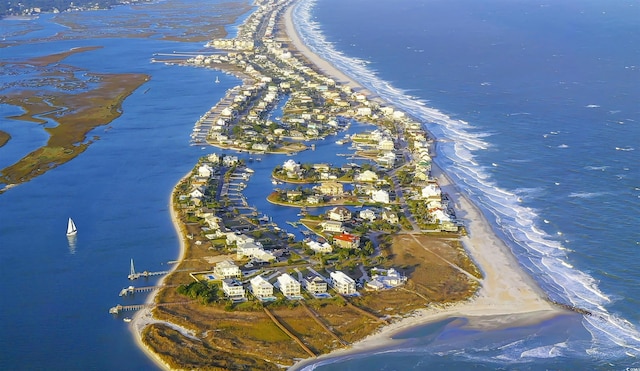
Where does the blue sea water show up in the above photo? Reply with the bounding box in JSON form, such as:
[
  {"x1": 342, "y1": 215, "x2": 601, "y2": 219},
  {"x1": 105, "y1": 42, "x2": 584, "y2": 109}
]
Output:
[
  {"x1": 294, "y1": 0, "x2": 640, "y2": 369},
  {"x1": 1, "y1": 0, "x2": 639, "y2": 369}
]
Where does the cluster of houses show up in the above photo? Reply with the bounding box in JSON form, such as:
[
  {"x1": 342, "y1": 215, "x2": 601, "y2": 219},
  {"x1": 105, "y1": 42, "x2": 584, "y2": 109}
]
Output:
[{"x1": 206, "y1": 259, "x2": 406, "y2": 302}]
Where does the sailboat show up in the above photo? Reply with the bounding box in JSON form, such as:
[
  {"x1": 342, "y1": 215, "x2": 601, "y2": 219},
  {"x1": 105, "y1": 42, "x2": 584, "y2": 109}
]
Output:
[
  {"x1": 215, "y1": 76, "x2": 220, "y2": 83},
  {"x1": 66, "y1": 217, "x2": 77, "y2": 236}
]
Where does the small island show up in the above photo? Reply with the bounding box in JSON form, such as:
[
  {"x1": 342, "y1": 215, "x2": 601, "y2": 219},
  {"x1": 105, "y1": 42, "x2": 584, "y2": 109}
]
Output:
[
  {"x1": 118, "y1": 0, "x2": 565, "y2": 369},
  {"x1": 0, "y1": 47, "x2": 149, "y2": 191}
]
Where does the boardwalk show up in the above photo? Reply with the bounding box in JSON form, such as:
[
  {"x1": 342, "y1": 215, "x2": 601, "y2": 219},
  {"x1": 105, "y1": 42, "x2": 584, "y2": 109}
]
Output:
[{"x1": 109, "y1": 301, "x2": 189, "y2": 314}]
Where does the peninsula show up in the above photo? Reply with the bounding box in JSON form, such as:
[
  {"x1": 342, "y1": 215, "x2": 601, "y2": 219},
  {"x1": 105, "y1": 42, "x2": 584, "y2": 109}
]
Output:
[{"x1": 125, "y1": 0, "x2": 566, "y2": 369}]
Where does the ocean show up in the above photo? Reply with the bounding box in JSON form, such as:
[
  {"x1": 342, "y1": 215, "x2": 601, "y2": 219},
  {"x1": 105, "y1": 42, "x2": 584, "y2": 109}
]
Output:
[
  {"x1": 293, "y1": 0, "x2": 640, "y2": 369},
  {"x1": 0, "y1": 0, "x2": 638, "y2": 369}
]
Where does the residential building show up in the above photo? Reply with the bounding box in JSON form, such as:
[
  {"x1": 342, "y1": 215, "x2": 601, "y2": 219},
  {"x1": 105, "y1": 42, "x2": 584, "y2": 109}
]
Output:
[
  {"x1": 303, "y1": 275, "x2": 328, "y2": 295},
  {"x1": 421, "y1": 184, "x2": 442, "y2": 200},
  {"x1": 330, "y1": 271, "x2": 357, "y2": 295},
  {"x1": 198, "y1": 164, "x2": 214, "y2": 178},
  {"x1": 321, "y1": 220, "x2": 343, "y2": 233},
  {"x1": 371, "y1": 189, "x2": 390, "y2": 204},
  {"x1": 359, "y1": 209, "x2": 377, "y2": 222},
  {"x1": 333, "y1": 233, "x2": 360, "y2": 249},
  {"x1": 222, "y1": 279, "x2": 246, "y2": 300},
  {"x1": 318, "y1": 181, "x2": 343, "y2": 196},
  {"x1": 282, "y1": 159, "x2": 300, "y2": 173},
  {"x1": 367, "y1": 267, "x2": 407, "y2": 290},
  {"x1": 250, "y1": 275, "x2": 274, "y2": 299},
  {"x1": 236, "y1": 242, "x2": 276, "y2": 262},
  {"x1": 355, "y1": 170, "x2": 378, "y2": 182},
  {"x1": 213, "y1": 260, "x2": 241, "y2": 279},
  {"x1": 277, "y1": 273, "x2": 301, "y2": 298},
  {"x1": 327, "y1": 206, "x2": 351, "y2": 221}
]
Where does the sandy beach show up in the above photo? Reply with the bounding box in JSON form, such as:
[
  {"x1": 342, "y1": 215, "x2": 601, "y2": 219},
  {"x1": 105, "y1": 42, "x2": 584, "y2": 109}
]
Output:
[
  {"x1": 130, "y1": 172, "x2": 193, "y2": 371},
  {"x1": 131, "y1": 1, "x2": 564, "y2": 369}
]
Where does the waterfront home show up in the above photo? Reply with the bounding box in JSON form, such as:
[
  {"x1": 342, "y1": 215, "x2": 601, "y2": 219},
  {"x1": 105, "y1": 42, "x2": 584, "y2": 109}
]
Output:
[
  {"x1": 321, "y1": 220, "x2": 343, "y2": 233},
  {"x1": 359, "y1": 208, "x2": 377, "y2": 222},
  {"x1": 318, "y1": 181, "x2": 343, "y2": 196},
  {"x1": 236, "y1": 241, "x2": 276, "y2": 262},
  {"x1": 307, "y1": 240, "x2": 333, "y2": 254},
  {"x1": 371, "y1": 189, "x2": 390, "y2": 204},
  {"x1": 222, "y1": 155, "x2": 239, "y2": 167},
  {"x1": 421, "y1": 184, "x2": 442, "y2": 200},
  {"x1": 355, "y1": 170, "x2": 379, "y2": 183},
  {"x1": 198, "y1": 164, "x2": 215, "y2": 178},
  {"x1": 250, "y1": 275, "x2": 275, "y2": 300},
  {"x1": 333, "y1": 233, "x2": 360, "y2": 249},
  {"x1": 222, "y1": 279, "x2": 246, "y2": 301},
  {"x1": 306, "y1": 195, "x2": 321, "y2": 204},
  {"x1": 330, "y1": 271, "x2": 357, "y2": 295},
  {"x1": 214, "y1": 260, "x2": 242, "y2": 279},
  {"x1": 282, "y1": 159, "x2": 301, "y2": 175},
  {"x1": 312, "y1": 163, "x2": 331, "y2": 172},
  {"x1": 207, "y1": 153, "x2": 221, "y2": 164},
  {"x1": 327, "y1": 206, "x2": 351, "y2": 222},
  {"x1": 225, "y1": 232, "x2": 255, "y2": 246},
  {"x1": 286, "y1": 190, "x2": 302, "y2": 201},
  {"x1": 303, "y1": 275, "x2": 328, "y2": 295},
  {"x1": 367, "y1": 267, "x2": 407, "y2": 290},
  {"x1": 251, "y1": 143, "x2": 269, "y2": 152},
  {"x1": 276, "y1": 273, "x2": 301, "y2": 298}
]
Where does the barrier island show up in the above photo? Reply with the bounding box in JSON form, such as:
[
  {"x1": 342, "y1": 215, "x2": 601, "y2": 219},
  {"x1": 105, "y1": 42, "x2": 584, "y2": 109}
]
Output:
[{"x1": 129, "y1": 0, "x2": 564, "y2": 369}]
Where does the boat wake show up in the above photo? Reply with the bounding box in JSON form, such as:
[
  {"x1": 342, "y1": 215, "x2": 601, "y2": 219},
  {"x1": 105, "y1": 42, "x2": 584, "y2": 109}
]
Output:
[{"x1": 294, "y1": 0, "x2": 640, "y2": 363}]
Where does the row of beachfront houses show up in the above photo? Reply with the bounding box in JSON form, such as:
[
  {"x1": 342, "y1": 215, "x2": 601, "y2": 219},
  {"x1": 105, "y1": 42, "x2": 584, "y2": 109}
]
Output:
[{"x1": 208, "y1": 260, "x2": 406, "y2": 302}]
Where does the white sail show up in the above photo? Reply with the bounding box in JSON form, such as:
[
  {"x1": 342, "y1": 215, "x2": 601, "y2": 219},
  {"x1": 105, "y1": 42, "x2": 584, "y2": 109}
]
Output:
[{"x1": 66, "y1": 217, "x2": 77, "y2": 236}]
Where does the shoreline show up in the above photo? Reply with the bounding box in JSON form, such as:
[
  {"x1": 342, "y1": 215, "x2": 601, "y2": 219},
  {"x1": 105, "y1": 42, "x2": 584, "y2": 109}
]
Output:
[
  {"x1": 130, "y1": 171, "x2": 193, "y2": 371},
  {"x1": 132, "y1": 0, "x2": 565, "y2": 368}
]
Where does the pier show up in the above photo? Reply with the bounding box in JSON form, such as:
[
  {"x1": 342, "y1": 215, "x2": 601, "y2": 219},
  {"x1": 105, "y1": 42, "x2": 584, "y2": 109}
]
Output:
[
  {"x1": 119, "y1": 285, "x2": 175, "y2": 297},
  {"x1": 108, "y1": 301, "x2": 189, "y2": 315},
  {"x1": 127, "y1": 259, "x2": 170, "y2": 280}
]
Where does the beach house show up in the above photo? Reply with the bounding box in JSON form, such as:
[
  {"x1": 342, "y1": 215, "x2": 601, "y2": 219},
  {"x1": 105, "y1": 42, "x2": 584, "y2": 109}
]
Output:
[
  {"x1": 303, "y1": 275, "x2": 328, "y2": 295},
  {"x1": 330, "y1": 271, "x2": 357, "y2": 295},
  {"x1": 333, "y1": 233, "x2": 360, "y2": 249},
  {"x1": 327, "y1": 206, "x2": 351, "y2": 221},
  {"x1": 276, "y1": 273, "x2": 301, "y2": 298},
  {"x1": 250, "y1": 275, "x2": 275, "y2": 300},
  {"x1": 321, "y1": 220, "x2": 343, "y2": 233},
  {"x1": 222, "y1": 279, "x2": 246, "y2": 301},
  {"x1": 213, "y1": 260, "x2": 241, "y2": 279},
  {"x1": 307, "y1": 240, "x2": 333, "y2": 254}
]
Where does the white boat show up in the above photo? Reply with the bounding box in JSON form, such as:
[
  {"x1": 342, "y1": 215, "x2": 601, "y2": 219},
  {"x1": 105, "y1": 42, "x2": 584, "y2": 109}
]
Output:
[
  {"x1": 215, "y1": 76, "x2": 220, "y2": 83},
  {"x1": 123, "y1": 317, "x2": 132, "y2": 323},
  {"x1": 66, "y1": 217, "x2": 77, "y2": 236}
]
